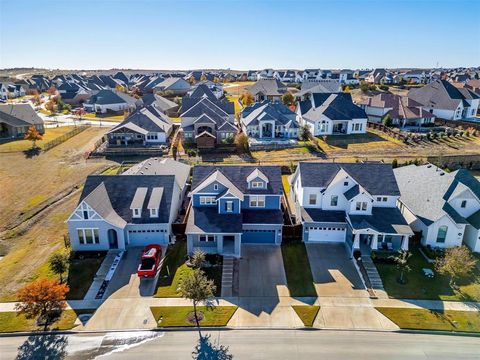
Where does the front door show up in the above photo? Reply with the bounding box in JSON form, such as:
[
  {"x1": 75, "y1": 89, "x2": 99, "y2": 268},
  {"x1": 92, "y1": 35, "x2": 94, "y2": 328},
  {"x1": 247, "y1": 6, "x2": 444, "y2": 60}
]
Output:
[
  {"x1": 223, "y1": 235, "x2": 235, "y2": 254},
  {"x1": 108, "y1": 229, "x2": 118, "y2": 249}
]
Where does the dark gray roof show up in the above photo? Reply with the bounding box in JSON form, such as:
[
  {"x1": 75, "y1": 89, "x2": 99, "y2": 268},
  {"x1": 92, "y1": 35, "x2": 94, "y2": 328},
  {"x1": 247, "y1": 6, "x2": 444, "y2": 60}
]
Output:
[
  {"x1": 186, "y1": 84, "x2": 217, "y2": 101},
  {"x1": 297, "y1": 162, "x2": 400, "y2": 196},
  {"x1": 79, "y1": 175, "x2": 175, "y2": 224},
  {"x1": 301, "y1": 208, "x2": 346, "y2": 223},
  {"x1": 182, "y1": 96, "x2": 234, "y2": 116},
  {"x1": 243, "y1": 209, "x2": 283, "y2": 224},
  {"x1": 186, "y1": 207, "x2": 243, "y2": 233},
  {"x1": 246, "y1": 79, "x2": 287, "y2": 96},
  {"x1": 141, "y1": 94, "x2": 178, "y2": 113},
  {"x1": 109, "y1": 105, "x2": 172, "y2": 134},
  {"x1": 241, "y1": 101, "x2": 298, "y2": 128},
  {"x1": 192, "y1": 165, "x2": 283, "y2": 195},
  {"x1": 299, "y1": 93, "x2": 367, "y2": 121},
  {"x1": 85, "y1": 89, "x2": 137, "y2": 106},
  {"x1": 349, "y1": 208, "x2": 412, "y2": 235},
  {"x1": 0, "y1": 104, "x2": 44, "y2": 127}
]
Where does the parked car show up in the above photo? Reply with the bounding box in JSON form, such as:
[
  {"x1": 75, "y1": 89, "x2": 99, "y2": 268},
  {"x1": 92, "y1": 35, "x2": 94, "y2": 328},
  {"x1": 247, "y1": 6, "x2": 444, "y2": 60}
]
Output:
[{"x1": 137, "y1": 244, "x2": 162, "y2": 278}]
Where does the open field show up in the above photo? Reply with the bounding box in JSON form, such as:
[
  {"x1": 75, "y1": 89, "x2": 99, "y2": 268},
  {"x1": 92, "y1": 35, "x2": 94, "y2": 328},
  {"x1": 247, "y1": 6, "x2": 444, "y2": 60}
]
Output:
[
  {"x1": 223, "y1": 81, "x2": 254, "y2": 96},
  {"x1": 0, "y1": 126, "x2": 111, "y2": 233},
  {"x1": 0, "y1": 126, "x2": 77, "y2": 152},
  {"x1": 83, "y1": 113, "x2": 125, "y2": 122},
  {"x1": 376, "y1": 308, "x2": 480, "y2": 333}
]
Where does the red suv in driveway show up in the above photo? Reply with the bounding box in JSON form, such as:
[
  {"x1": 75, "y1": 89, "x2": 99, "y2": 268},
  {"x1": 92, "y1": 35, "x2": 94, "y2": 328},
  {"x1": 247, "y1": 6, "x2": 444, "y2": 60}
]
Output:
[{"x1": 137, "y1": 244, "x2": 162, "y2": 278}]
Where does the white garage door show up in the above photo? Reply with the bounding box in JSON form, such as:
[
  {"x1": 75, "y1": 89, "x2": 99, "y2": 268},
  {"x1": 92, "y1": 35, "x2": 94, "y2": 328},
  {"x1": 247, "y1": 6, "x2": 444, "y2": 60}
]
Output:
[
  {"x1": 128, "y1": 229, "x2": 167, "y2": 247},
  {"x1": 307, "y1": 226, "x2": 346, "y2": 243}
]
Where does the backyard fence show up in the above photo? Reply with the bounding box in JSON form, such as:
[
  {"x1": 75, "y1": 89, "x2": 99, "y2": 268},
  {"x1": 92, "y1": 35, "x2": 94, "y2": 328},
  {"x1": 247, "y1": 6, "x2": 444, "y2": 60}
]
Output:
[{"x1": 43, "y1": 125, "x2": 90, "y2": 151}]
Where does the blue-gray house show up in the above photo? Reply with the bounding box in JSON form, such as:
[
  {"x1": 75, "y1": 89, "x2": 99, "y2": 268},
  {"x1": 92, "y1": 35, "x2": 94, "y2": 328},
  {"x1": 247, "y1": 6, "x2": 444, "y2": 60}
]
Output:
[{"x1": 186, "y1": 165, "x2": 284, "y2": 257}]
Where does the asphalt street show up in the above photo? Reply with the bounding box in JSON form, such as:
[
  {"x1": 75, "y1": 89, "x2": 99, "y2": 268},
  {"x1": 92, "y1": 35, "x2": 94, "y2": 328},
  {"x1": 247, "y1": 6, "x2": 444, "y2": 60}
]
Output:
[{"x1": 0, "y1": 329, "x2": 479, "y2": 360}]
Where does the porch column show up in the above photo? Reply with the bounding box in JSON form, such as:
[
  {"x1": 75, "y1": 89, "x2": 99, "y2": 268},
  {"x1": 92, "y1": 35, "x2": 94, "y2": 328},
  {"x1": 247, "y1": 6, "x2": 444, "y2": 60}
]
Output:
[
  {"x1": 259, "y1": 124, "x2": 263, "y2": 138},
  {"x1": 217, "y1": 235, "x2": 223, "y2": 254},
  {"x1": 401, "y1": 235, "x2": 409, "y2": 251},
  {"x1": 371, "y1": 234, "x2": 378, "y2": 250},
  {"x1": 353, "y1": 233, "x2": 360, "y2": 250}
]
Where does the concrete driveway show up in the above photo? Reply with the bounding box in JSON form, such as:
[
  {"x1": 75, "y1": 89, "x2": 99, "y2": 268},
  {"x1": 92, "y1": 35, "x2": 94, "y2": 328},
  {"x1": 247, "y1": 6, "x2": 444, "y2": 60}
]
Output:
[
  {"x1": 238, "y1": 245, "x2": 289, "y2": 297},
  {"x1": 306, "y1": 243, "x2": 368, "y2": 298}
]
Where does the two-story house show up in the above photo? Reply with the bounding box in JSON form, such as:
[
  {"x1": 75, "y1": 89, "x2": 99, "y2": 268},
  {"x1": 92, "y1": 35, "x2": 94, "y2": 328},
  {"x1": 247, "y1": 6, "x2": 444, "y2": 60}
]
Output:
[
  {"x1": 186, "y1": 165, "x2": 284, "y2": 257},
  {"x1": 394, "y1": 164, "x2": 480, "y2": 253},
  {"x1": 297, "y1": 93, "x2": 367, "y2": 136},
  {"x1": 66, "y1": 160, "x2": 190, "y2": 251},
  {"x1": 240, "y1": 101, "x2": 299, "y2": 142},
  {"x1": 291, "y1": 162, "x2": 413, "y2": 254}
]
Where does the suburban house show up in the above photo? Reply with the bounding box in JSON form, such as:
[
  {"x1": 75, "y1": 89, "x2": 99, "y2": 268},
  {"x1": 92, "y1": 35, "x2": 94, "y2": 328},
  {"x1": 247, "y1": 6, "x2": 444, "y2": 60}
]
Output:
[
  {"x1": 290, "y1": 162, "x2": 413, "y2": 254},
  {"x1": 106, "y1": 105, "x2": 173, "y2": 146},
  {"x1": 188, "y1": 81, "x2": 224, "y2": 99},
  {"x1": 0, "y1": 103, "x2": 45, "y2": 138},
  {"x1": 246, "y1": 79, "x2": 288, "y2": 102},
  {"x1": 408, "y1": 80, "x2": 480, "y2": 120},
  {"x1": 142, "y1": 93, "x2": 179, "y2": 116},
  {"x1": 365, "y1": 68, "x2": 393, "y2": 84},
  {"x1": 186, "y1": 165, "x2": 284, "y2": 257},
  {"x1": 297, "y1": 93, "x2": 367, "y2": 136},
  {"x1": 57, "y1": 82, "x2": 91, "y2": 106},
  {"x1": 339, "y1": 70, "x2": 359, "y2": 85},
  {"x1": 295, "y1": 80, "x2": 342, "y2": 101},
  {"x1": 83, "y1": 89, "x2": 141, "y2": 114},
  {"x1": 394, "y1": 164, "x2": 480, "y2": 253},
  {"x1": 0, "y1": 82, "x2": 26, "y2": 100},
  {"x1": 181, "y1": 96, "x2": 236, "y2": 149},
  {"x1": 66, "y1": 161, "x2": 190, "y2": 251},
  {"x1": 240, "y1": 101, "x2": 299, "y2": 142},
  {"x1": 358, "y1": 93, "x2": 435, "y2": 127},
  {"x1": 153, "y1": 77, "x2": 190, "y2": 96}
]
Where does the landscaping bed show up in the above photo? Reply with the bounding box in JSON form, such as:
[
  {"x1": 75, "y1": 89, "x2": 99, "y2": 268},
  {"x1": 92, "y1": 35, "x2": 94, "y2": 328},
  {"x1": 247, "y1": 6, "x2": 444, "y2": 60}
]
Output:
[
  {"x1": 376, "y1": 307, "x2": 480, "y2": 333},
  {"x1": 375, "y1": 246, "x2": 480, "y2": 301},
  {"x1": 154, "y1": 242, "x2": 222, "y2": 297},
  {"x1": 292, "y1": 305, "x2": 320, "y2": 327},
  {"x1": 281, "y1": 242, "x2": 317, "y2": 297},
  {"x1": 150, "y1": 306, "x2": 237, "y2": 327},
  {"x1": 66, "y1": 252, "x2": 106, "y2": 300}
]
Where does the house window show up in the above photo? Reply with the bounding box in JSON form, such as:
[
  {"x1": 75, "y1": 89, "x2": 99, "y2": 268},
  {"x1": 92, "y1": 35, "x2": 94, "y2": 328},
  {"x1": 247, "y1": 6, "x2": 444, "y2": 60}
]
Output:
[
  {"x1": 356, "y1": 202, "x2": 367, "y2": 211},
  {"x1": 331, "y1": 195, "x2": 338, "y2": 207},
  {"x1": 200, "y1": 196, "x2": 216, "y2": 205},
  {"x1": 150, "y1": 208, "x2": 158, "y2": 218},
  {"x1": 213, "y1": 184, "x2": 218, "y2": 191},
  {"x1": 344, "y1": 182, "x2": 349, "y2": 186},
  {"x1": 133, "y1": 208, "x2": 141, "y2": 218},
  {"x1": 309, "y1": 194, "x2": 317, "y2": 205},
  {"x1": 436, "y1": 226, "x2": 448, "y2": 243},
  {"x1": 461, "y1": 200, "x2": 467, "y2": 208},
  {"x1": 250, "y1": 195, "x2": 265, "y2": 207},
  {"x1": 251, "y1": 181, "x2": 264, "y2": 189},
  {"x1": 77, "y1": 228, "x2": 99, "y2": 245},
  {"x1": 376, "y1": 197, "x2": 382, "y2": 202},
  {"x1": 83, "y1": 210, "x2": 89, "y2": 219},
  {"x1": 225, "y1": 201, "x2": 233, "y2": 213},
  {"x1": 383, "y1": 197, "x2": 387, "y2": 202},
  {"x1": 199, "y1": 235, "x2": 215, "y2": 242}
]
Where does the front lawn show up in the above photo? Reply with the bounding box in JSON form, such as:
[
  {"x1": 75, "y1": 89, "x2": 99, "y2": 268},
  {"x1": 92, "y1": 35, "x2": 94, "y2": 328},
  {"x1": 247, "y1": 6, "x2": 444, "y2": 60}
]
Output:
[
  {"x1": 66, "y1": 252, "x2": 106, "y2": 299},
  {"x1": 376, "y1": 307, "x2": 480, "y2": 333},
  {"x1": 151, "y1": 306, "x2": 237, "y2": 327},
  {"x1": 0, "y1": 309, "x2": 95, "y2": 333},
  {"x1": 292, "y1": 305, "x2": 320, "y2": 327},
  {"x1": 281, "y1": 243, "x2": 317, "y2": 297},
  {"x1": 154, "y1": 241, "x2": 222, "y2": 297},
  {"x1": 375, "y1": 246, "x2": 480, "y2": 301}
]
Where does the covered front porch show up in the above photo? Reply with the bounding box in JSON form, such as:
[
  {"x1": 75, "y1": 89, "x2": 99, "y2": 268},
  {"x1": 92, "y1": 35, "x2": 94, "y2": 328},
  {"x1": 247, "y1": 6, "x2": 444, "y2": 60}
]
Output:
[
  {"x1": 354, "y1": 232, "x2": 409, "y2": 255},
  {"x1": 187, "y1": 233, "x2": 242, "y2": 257}
]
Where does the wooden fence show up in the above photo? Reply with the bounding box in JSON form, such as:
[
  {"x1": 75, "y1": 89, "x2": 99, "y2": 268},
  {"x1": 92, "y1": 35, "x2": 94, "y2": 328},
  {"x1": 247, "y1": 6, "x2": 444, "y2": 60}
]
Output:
[
  {"x1": 43, "y1": 125, "x2": 90, "y2": 151},
  {"x1": 367, "y1": 122, "x2": 406, "y2": 141}
]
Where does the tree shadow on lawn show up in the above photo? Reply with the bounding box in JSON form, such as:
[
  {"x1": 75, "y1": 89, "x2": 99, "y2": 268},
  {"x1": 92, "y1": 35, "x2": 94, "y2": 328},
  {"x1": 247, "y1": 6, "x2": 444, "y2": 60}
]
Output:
[
  {"x1": 22, "y1": 147, "x2": 41, "y2": 158},
  {"x1": 192, "y1": 333, "x2": 233, "y2": 360},
  {"x1": 16, "y1": 334, "x2": 68, "y2": 360}
]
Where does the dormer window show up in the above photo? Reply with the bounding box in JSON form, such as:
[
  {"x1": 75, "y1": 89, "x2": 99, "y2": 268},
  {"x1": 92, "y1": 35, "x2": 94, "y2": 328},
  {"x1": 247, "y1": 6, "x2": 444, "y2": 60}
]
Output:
[
  {"x1": 150, "y1": 208, "x2": 158, "y2": 218},
  {"x1": 214, "y1": 184, "x2": 218, "y2": 191},
  {"x1": 461, "y1": 200, "x2": 467, "y2": 208},
  {"x1": 133, "y1": 208, "x2": 141, "y2": 218},
  {"x1": 251, "y1": 181, "x2": 264, "y2": 189}
]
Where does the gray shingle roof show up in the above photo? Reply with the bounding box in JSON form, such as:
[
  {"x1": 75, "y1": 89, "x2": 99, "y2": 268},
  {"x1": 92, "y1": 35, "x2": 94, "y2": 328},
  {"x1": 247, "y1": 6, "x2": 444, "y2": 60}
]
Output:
[
  {"x1": 246, "y1": 79, "x2": 287, "y2": 96},
  {"x1": 301, "y1": 208, "x2": 346, "y2": 223},
  {"x1": 349, "y1": 207, "x2": 413, "y2": 235},
  {"x1": 0, "y1": 104, "x2": 44, "y2": 127},
  {"x1": 241, "y1": 101, "x2": 298, "y2": 128},
  {"x1": 394, "y1": 164, "x2": 480, "y2": 226},
  {"x1": 192, "y1": 165, "x2": 283, "y2": 195},
  {"x1": 186, "y1": 207, "x2": 243, "y2": 233},
  {"x1": 108, "y1": 105, "x2": 172, "y2": 134},
  {"x1": 79, "y1": 175, "x2": 175, "y2": 224},
  {"x1": 85, "y1": 89, "x2": 137, "y2": 106},
  {"x1": 299, "y1": 93, "x2": 367, "y2": 121},
  {"x1": 298, "y1": 162, "x2": 400, "y2": 196}
]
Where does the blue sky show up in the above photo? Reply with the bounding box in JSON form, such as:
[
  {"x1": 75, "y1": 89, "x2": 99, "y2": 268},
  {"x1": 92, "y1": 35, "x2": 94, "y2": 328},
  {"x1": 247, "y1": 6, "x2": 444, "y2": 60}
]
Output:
[{"x1": 0, "y1": 0, "x2": 478, "y2": 70}]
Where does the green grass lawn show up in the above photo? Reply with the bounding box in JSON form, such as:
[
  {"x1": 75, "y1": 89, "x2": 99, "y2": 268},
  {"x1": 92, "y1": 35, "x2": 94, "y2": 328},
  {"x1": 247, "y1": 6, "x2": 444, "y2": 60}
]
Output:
[
  {"x1": 150, "y1": 306, "x2": 237, "y2": 327},
  {"x1": 376, "y1": 307, "x2": 480, "y2": 333},
  {"x1": 154, "y1": 241, "x2": 222, "y2": 297},
  {"x1": 375, "y1": 246, "x2": 480, "y2": 301},
  {"x1": 0, "y1": 126, "x2": 76, "y2": 152},
  {"x1": 292, "y1": 305, "x2": 320, "y2": 327},
  {"x1": 66, "y1": 254, "x2": 105, "y2": 300},
  {"x1": 0, "y1": 309, "x2": 95, "y2": 333},
  {"x1": 281, "y1": 243, "x2": 317, "y2": 297}
]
